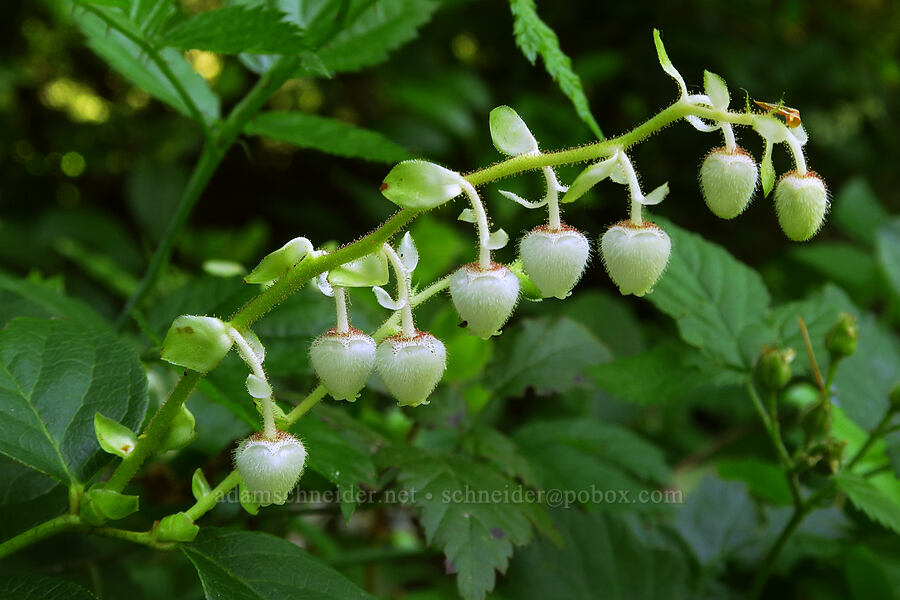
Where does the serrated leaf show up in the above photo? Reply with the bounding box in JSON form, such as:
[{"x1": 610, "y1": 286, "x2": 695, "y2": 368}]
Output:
[
  {"x1": 377, "y1": 444, "x2": 549, "y2": 600},
  {"x1": 836, "y1": 473, "x2": 900, "y2": 535},
  {"x1": 372, "y1": 286, "x2": 405, "y2": 310},
  {"x1": 0, "y1": 575, "x2": 98, "y2": 600},
  {"x1": 182, "y1": 528, "x2": 375, "y2": 599},
  {"x1": 398, "y1": 232, "x2": 419, "y2": 273},
  {"x1": 647, "y1": 219, "x2": 771, "y2": 369},
  {"x1": 244, "y1": 111, "x2": 411, "y2": 163},
  {"x1": 488, "y1": 317, "x2": 611, "y2": 397},
  {"x1": 485, "y1": 228, "x2": 509, "y2": 251},
  {"x1": 328, "y1": 252, "x2": 390, "y2": 287},
  {"x1": 561, "y1": 155, "x2": 617, "y2": 204},
  {"x1": 68, "y1": 5, "x2": 220, "y2": 120},
  {"x1": 509, "y1": 0, "x2": 602, "y2": 139},
  {"x1": 162, "y1": 4, "x2": 310, "y2": 54},
  {"x1": 312, "y1": 0, "x2": 440, "y2": 74},
  {"x1": 0, "y1": 273, "x2": 108, "y2": 330},
  {"x1": 0, "y1": 318, "x2": 147, "y2": 484},
  {"x1": 489, "y1": 105, "x2": 539, "y2": 156},
  {"x1": 501, "y1": 509, "x2": 688, "y2": 600},
  {"x1": 717, "y1": 458, "x2": 792, "y2": 506},
  {"x1": 703, "y1": 70, "x2": 729, "y2": 109},
  {"x1": 128, "y1": 0, "x2": 176, "y2": 34},
  {"x1": 639, "y1": 182, "x2": 668, "y2": 206}
]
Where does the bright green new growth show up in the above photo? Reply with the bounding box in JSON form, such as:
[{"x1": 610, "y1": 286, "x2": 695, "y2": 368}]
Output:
[
  {"x1": 159, "y1": 405, "x2": 197, "y2": 453},
  {"x1": 94, "y1": 412, "x2": 137, "y2": 459},
  {"x1": 600, "y1": 223, "x2": 672, "y2": 296},
  {"x1": 775, "y1": 172, "x2": 829, "y2": 241},
  {"x1": 700, "y1": 148, "x2": 759, "y2": 219},
  {"x1": 380, "y1": 160, "x2": 464, "y2": 210},
  {"x1": 161, "y1": 315, "x2": 233, "y2": 372},
  {"x1": 489, "y1": 105, "x2": 540, "y2": 155}
]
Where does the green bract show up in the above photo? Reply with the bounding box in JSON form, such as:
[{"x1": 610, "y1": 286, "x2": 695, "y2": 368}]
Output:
[
  {"x1": 161, "y1": 315, "x2": 233, "y2": 372},
  {"x1": 489, "y1": 105, "x2": 539, "y2": 156},
  {"x1": 245, "y1": 236, "x2": 313, "y2": 285},
  {"x1": 774, "y1": 172, "x2": 828, "y2": 241},
  {"x1": 159, "y1": 405, "x2": 196, "y2": 453},
  {"x1": 94, "y1": 412, "x2": 137, "y2": 459},
  {"x1": 380, "y1": 160, "x2": 463, "y2": 210},
  {"x1": 81, "y1": 488, "x2": 139, "y2": 525},
  {"x1": 157, "y1": 512, "x2": 199, "y2": 542}
]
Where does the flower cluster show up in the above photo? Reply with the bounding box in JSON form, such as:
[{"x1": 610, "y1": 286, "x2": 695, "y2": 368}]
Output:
[{"x1": 157, "y1": 31, "x2": 828, "y2": 508}]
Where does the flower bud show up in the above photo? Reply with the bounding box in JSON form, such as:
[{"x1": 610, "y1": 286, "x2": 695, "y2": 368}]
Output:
[
  {"x1": 518, "y1": 224, "x2": 590, "y2": 299},
  {"x1": 600, "y1": 221, "x2": 671, "y2": 297},
  {"x1": 449, "y1": 263, "x2": 519, "y2": 338},
  {"x1": 774, "y1": 171, "x2": 828, "y2": 241},
  {"x1": 380, "y1": 160, "x2": 463, "y2": 211},
  {"x1": 234, "y1": 431, "x2": 307, "y2": 507},
  {"x1": 755, "y1": 346, "x2": 795, "y2": 391},
  {"x1": 157, "y1": 512, "x2": 199, "y2": 542},
  {"x1": 310, "y1": 328, "x2": 376, "y2": 401},
  {"x1": 159, "y1": 405, "x2": 196, "y2": 453},
  {"x1": 825, "y1": 312, "x2": 858, "y2": 360},
  {"x1": 699, "y1": 147, "x2": 758, "y2": 219},
  {"x1": 80, "y1": 488, "x2": 139, "y2": 526},
  {"x1": 161, "y1": 315, "x2": 233, "y2": 372},
  {"x1": 375, "y1": 332, "x2": 446, "y2": 407}
]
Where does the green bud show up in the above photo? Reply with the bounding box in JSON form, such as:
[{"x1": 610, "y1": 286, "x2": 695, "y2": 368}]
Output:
[
  {"x1": 380, "y1": 160, "x2": 463, "y2": 211},
  {"x1": 159, "y1": 405, "x2": 196, "y2": 453},
  {"x1": 81, "y1": 487, "x2": 139, "y2": 525},
  {"x1": 191, "y1": 468, "x2": 212, "y2": 501},
  {"x1": 161, "y1": 315, "x2": 233, "y2": 372},
  {"x1": 755, "y1": 346, "x2": 795, "y2": 391},
  {"x1": 94, "y1": 412, "x2": 137, "y2": 458},
  {"x1": 245, "y1": 237, "x2": 313, "y2": 285},
  {"x1": 825, "y1": 312, "x2": 858, "y2": 360},
  {"x1": 157, "y1": 512, "x2": 199, "y2": 542},
  {"x1": 774, "y1": 171, "x2": 828, "y2": 241}
]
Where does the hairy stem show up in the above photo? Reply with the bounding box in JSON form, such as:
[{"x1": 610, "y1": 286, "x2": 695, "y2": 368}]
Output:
[
  {"x1": 459, "y1": 180, "x2": 492, "y2": 268},
  {"x1": 334, "y1": 286, "x2": 349, "y2": 333},
  {"x1": 382, "y1": 244, "x2": 415, "y2": 336},
  {"x1": 543, "y1": 167, "x2": 562, "y2": 230},
  {"x1": 185, "y1": 471, "x2": 242, "y2": 522}
]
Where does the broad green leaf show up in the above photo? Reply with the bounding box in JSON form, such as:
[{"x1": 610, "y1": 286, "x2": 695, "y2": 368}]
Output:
[
  {"x1": 182, "y1": 528, "x2": 374, "y2": 600},
  {"x1": 501, "y1": 509, "x2": 689, "y2": 600},
  {"x1": 462, "y1": 426, "x2": 539, "y2": 488},
  {"x1": 876, "y1": 218, "x2": 900, "y2": 299},
  {"x1": 313, "y1": 0, "x2": 440, "y2": 74},
  {"x1": 65, "y1": 2, "x2": 220, "y2": 120},
  {"x1": 0, "y1": 456, "x2": 68, "y2": 540},
  {"x1": 0, "y1": 272, "x2": 107, "y2": 330},
  {"x1": 647, "y1": 220, "x2": 771, "y2": 369},
  {"x1": 162, "y1": 4, "x2": 309, "y2": 54},
  {"x1": 245, "y1": 111, "x2": 411, "y2": 163},
  {"x1": 832, "y1": 177, "x2": 888, "y2": 246},
  {"x1": 487, "y1": 317, "x2": 611, "y2": 397},
  {"x1": 836, "y1": 473, "x2": 900, "y2": 535},
  {"x1": 290, "y1": 412, "x2": 377, "y2": 518},
  {"x1": 376, "y1": 444, "x2": 550, "y2": 600},
  {"x1": 509, "y1": 0, "x2": 603, "y2": 139},
  {"x1": 717, "y1": 458, "x2": 792, "y2": 506},
  {"x1": 674, "y1": 476, "x2": 758, "y2": 568},
  {"x1": 0, "y1": 575, "x2": 98, "y2": 600},
  {"x1": 513, "y1": 418, "x2": 671, "y2": 512},
  {"x1": 0, "y1": 318, "x2": 147, "y2": 484},
  {"x1": 843, "y1": 545, "x2": 898, "y2": 600},
  {"x1": 788, "y1": 242, "x2": 878, "y2": 302},
  {"x1": 591, "y1": 341, "x2": 745, "y2": 405}
]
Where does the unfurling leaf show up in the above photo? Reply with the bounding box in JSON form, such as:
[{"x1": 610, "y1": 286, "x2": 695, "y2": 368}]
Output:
[{"x1": 489, "y1": 105, "x2": 539, "y2": 156}]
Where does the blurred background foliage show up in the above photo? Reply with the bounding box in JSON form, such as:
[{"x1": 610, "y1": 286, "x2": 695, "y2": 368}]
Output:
[{"x1": 2, "y1": 0, "x2": 900, "y2": 599}]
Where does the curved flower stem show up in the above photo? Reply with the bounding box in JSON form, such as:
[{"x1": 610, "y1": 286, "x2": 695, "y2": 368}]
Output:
[
  {"x1": 785, "y1": 133, "x2": 808, "y2": 175},
  {"x1": 333, "y1": 286, "x2": 350, "y2": 333},
  {"x1": 382, "y1": 244, "x2": 415, "y2": 336},
  {"x1": 616, "y1": 152, "x2": 644, "y2": 227},
  {"x1": 230, "y1": 328, "x2": 276, "y2": 439},
  {"x1": 543, "y1": 167, "x2": 562, "y2": 230},
  {"x1": 721, "y1": 122, "x2": 737, "y2": 152},
  {"x1": 459, "y1": 180, "x2": 492, "y2": 269}
]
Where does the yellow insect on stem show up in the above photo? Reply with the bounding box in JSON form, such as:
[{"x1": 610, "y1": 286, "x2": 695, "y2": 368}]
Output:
[{"x1": 753, "y1": 100, "x2": 802, "y2": 128}]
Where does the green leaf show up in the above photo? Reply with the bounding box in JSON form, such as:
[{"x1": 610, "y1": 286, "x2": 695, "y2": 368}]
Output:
[
  {"x1": 66, "y1": 3, "x2": 220, "y2": 120},
  {"x1": 161, "y1": 4, "x2": 309, "y2": 54},
  {"x1": 94, "y1": 412, "x2": 137, "y2": 458},
  {"x1": 717, "y1": 458, "x2": 792, "y2": 506},
  {"x1": 513, "y1": 418, "x2": 671, "y2": 511},
  {"x1": 0, "y1": 575, "x2": 98, "y2": 600},
  {"x1": 127, "y1": 0, "x2": 176, "y2": 34},
  {"x1": 462, "y1": 426, "x2": 540, "y2": 488},
  {"x1": 508, "y1": 0, "x2": 602, "y2": 139},
  {"x1": 647, "y1": 220, "x2": 771, "y2": 369},
  {"x1": 876, "y1": 218, "x2": 900, "y2": 300},
  {"x1": 182, "y1": 528, "x2": 374, "y2": 599},
  {"x1": 377, "y1": 444, "x2": 550, "y2": 600},
  {"x1": 591, "y1": 340, "x2": 745, "y2": 405},
  {"x1": 674, "y1": 476, "x2": 758, "y2": 568},
  {"x1": 0, "y1": 272, "x2": 108, "y2": 330},
  {"x1": 703, "y1": 70, "x2": 729, "y2": 109},
  {"x1": 788, "y1": 242, "x2": 879, "y2": 301},
  {"x1": 487, "y1": 317, "x2": 610, "y2": 398},
  {"x1": 245, "y1": 111, "x2": 411, "y2": 163},
  {"x1": 0, "y1": 456, "x2": 68, "y2": 541},
  {"x1": 832, "y1": 177, "x2": 889, "y2": 246},
  {"x1": 0, "y1": 318, "x2": 147, "y2": 484},
  {"x1": 501, "y1": 509, "x2": 689, "y2": 600},
  {"x1": 311, "y1": 0, "x2": 439, "y2": 74},
  {"x1": 836, "y1": 473, "x2": 900, "y2": 535}
]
